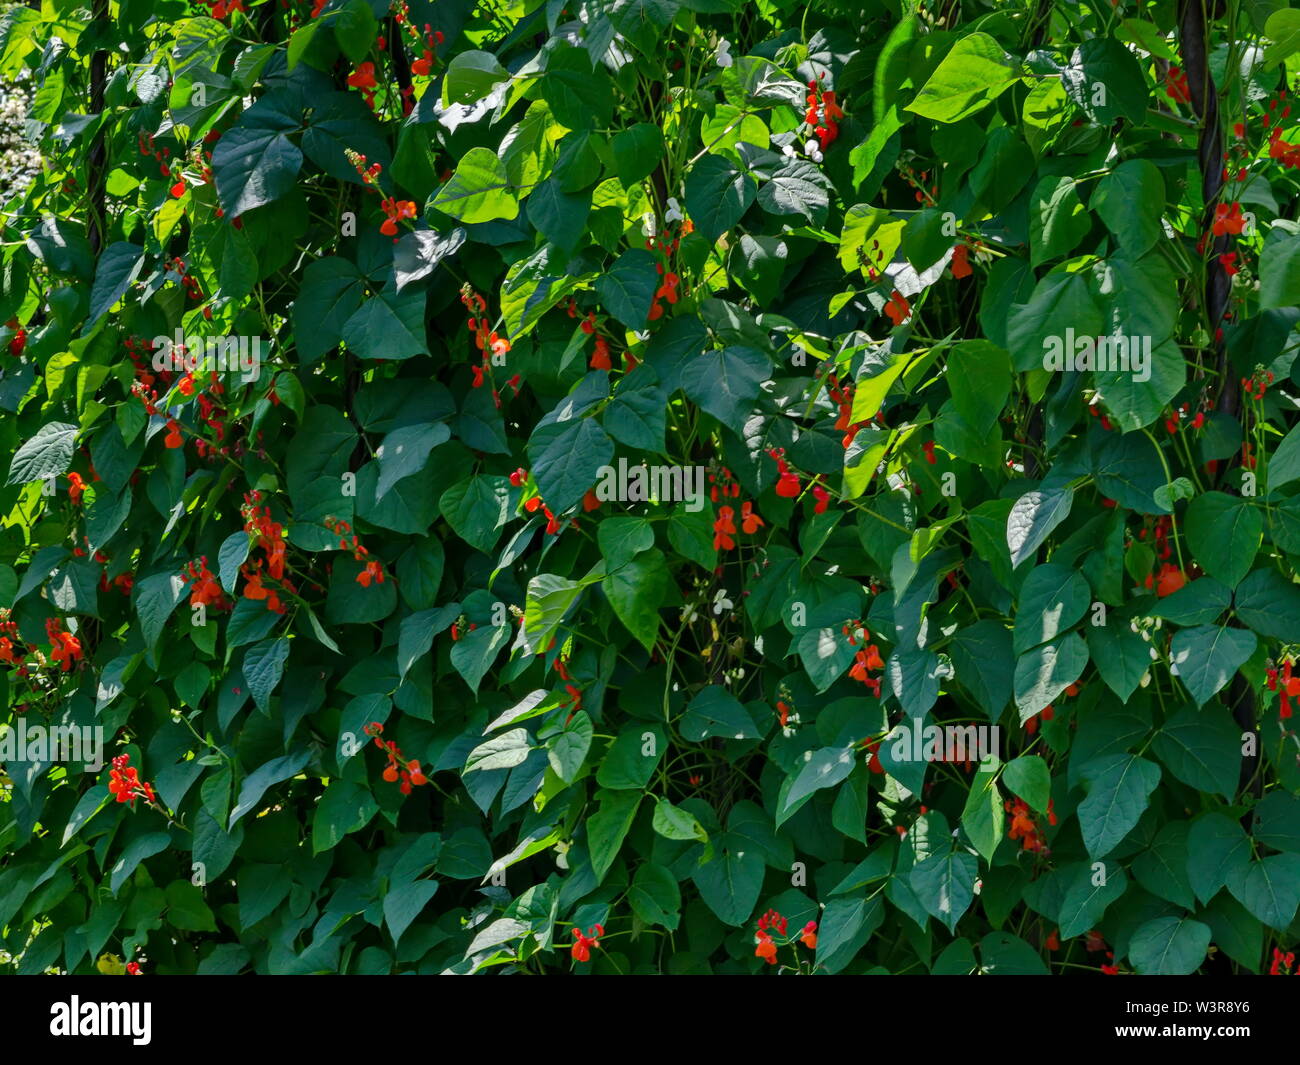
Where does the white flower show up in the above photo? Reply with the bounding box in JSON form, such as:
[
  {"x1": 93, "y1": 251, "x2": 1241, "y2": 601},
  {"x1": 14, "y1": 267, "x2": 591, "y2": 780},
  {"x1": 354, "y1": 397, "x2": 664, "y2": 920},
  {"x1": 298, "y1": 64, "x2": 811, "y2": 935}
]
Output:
[
  {"x1": 665, "y1": 197, "x2": 683, "y2": 224},
  {"x1": 712, "y1": 589, "x2": 733, "y2": 615},
  {"x1": 681, "y1": 603, "x2": 698, "y2": 624},
  {"x1": 640, "y1": 212, "x2": 657, "y2": 238},
  {"x1": 782, "y1": 143, "x2": 797, "y2": 159},
  {"x1": 715, "y1": 39, "x2": 733, "y2": 68},
  {"x1": 804, "y1": 139, "x2": 824, "y2": 163}
]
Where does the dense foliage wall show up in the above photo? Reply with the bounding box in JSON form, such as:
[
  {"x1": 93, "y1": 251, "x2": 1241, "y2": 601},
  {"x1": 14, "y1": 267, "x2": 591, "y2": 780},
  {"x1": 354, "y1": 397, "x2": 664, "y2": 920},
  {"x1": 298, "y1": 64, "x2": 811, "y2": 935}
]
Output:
[{"x1": 1, "y1": 0, "x2": 1300, "y2": 975}]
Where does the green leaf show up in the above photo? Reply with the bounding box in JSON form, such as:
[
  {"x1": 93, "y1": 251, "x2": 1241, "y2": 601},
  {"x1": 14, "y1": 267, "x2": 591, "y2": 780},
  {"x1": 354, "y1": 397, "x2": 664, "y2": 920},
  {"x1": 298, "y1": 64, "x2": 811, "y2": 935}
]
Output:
[
  {"x1": 375, "y1": 422, "x2": 449, "y2": 500},
  {"x1": 960, "y1": 759, "x2": 1003, "y2": 862},
  {"x1": 1028, "y1": 177, "x2": 1090, "y2": 266},
  {"x1": 1185, "y1": 492, "x2": 1261, "y2": 588},
  {"x1": 439, "y1": 476, "x2": 511, "y2": 554},
  {"x1": 431, "y1": 146, "x2": 519, "y2": 223},
  {"x1": 547, "y1": 711, "x2": 593, "y2": 783},
  {"x1": 1151, "y1": 703, "x2": 1241, "y2": 798},
  {"x1": 1012, "y1": 563, "x2": 1090, "y2": 653},
  {"x1": 1253, "y1": 791, "x2": 1300, "y2": 854},
  {"x1": 1168, "y1": 625, "x2": 1257, "y2": 706},
  {"x1": 628, "y1": 862, "x2": 681, "y2": 930},
  {"x1": 1227, "y1": 854, "x2": 1300, "y2": 931},
  {"x1": 1058, "y1": 862, "x2": 1129, "y2": 938},
  {"x1": 1076, "y1": 753, "x2": 1161, "y2": 859},
  {"x1": 527, "y1": 417, "x2": 614, "y2": 514},
  {"x1": 87, "y1": 243, "x2": 145, "y2": 325},
  {"x1": 1062, "y1": 37, "x2": 1148, "y2": 125},
  {"x1": 229, "y1": 748, "x2": 310, "y2": 828},
  {"x1": 384, "y1": 880, "x2": 439, "y2": 944},
  {"x1": 1090, "y1": 159, "x2": 1165, "y2": 257},
  {"x1": 906, "y1": 32, "x2": 1019, "y2": 123},
  {"x1": 611, "y1": 123, "x2": 665, "y2": 188},
  {"x1": 8, "y1": 421, "x2": 77, "y2": 484},
  {"x1": 213, "y1": 126, "x2": 304, "y2": 218},
  {"x1": 1014, "y1": 633, "x2": 1088, "y2": 721},
  {"x1": 1233, "y1": 567, "x2": 1300, "y2": 640},
  {"x1": 1006, "y1": 486, "x2": 1073, "y2": 567},
  {"x1": 587, "y1": 789, "x2": 641, "y2": 883},
  {"x1": 1007, "y1": 272, "x2": 1103, "y2": 372},
  {"x1": 1003, "y1": 755, "x2": 1051, "y2": 815},
  {"x1": 678, "y1": 346, "x2": 770, "y2": 430},
  {"x1": 909, "y1": 851, "x2": 978, "y2": 933},
  {"x1": 681, "y1": 686, "x2": 760, "y2": 741},
  {"x1": 594, "y1": 249, "x2": 659, "y2": 328},
  {"x1": 1259, "y1": 232, "x2": 1300, "y2": 310},
  {"x1": 341, "y1": 287, "x2": 430, "y2": 361},
  {"x1": 1129, "y1": 916, "x2": 1211, "y2": 975},
  {"x1": 684, "y1": 155, "x2": 755, "y2": 243},
  {"x1": 693, "y1": 834, "x2": 764, "y2": 926},
  {"x1": 605, "y1": 547, "x2": 667, "y2": 652},
  {"x1": 243, "y1": 637, "x2": 290, "y2": 712},
  {"x1": 312, "y1": 780, "x2": 378, "y2": 854},
  {"x1": 1187, "y1": 813, "x2": 1252, "y2": 905},
  {"x1": 652, "y1": 797, "x2": 708, "y2": 842}
]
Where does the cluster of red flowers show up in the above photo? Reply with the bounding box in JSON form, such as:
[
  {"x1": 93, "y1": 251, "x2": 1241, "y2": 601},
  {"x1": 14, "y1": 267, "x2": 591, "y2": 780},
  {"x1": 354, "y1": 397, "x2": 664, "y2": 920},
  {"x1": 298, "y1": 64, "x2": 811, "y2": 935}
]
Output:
[
  {"x1": 753, "y1": 909, "x2": 817, "y2": 966},
  {"x1": 44, "y1": 617, "x2": 83, "y2": 672},
  {"x1": 0, "y1": 615, "x2": 22, "y2": 666},
  {"x1": 1241, "y1": 367, "x2": 1274, "y2": 400},
  {"x1": 826, "y1": 372, "x2": 870, "y2": 449},
  {"x1": 363, "y1": 722, "x2": 428, "y2": 795},
  {"x1": 238, "y1": 492, "x2": 297, "y2": 612},
  {"x1": 571, "y1": 923, "x2": 604, "y2": 963},
  {"x1": 767, "y1": 448, "x2": 801, "y2": 499},
  {"x1": 708, "y1": 466, "x2": 741, "y2": 503},
  {"x1": 1137, "y1": 514, "x2": 1174, "y2": 563},
  {"x1": 462, "y1": 286, "x2": 521, "y2": 405},
  {"x1": 346, "y1": 61, "x2": 381, "y2": 110},
  {"x1": 1270, "y1": 946, "x2": 1297, "y2": 975},
  {"x1": 803, "y1": 78, "x2": 844, "y2": 152},
  {"x1": 137, "y1": 130, "x2": 173, "y2": 181},
  {"x1": 182, "y1": 557, "x2": 231, "y2": 611},
  {"x1": 193, "y1": 0, "x2": 246, "y2": 21},
  {"x1": 164, "y1": 255, "x2": 204, "y2": 303},
  {"x1": 1164, "y1": 401, "x2": 1206, "y2": 435},
  {"x1": 711, "y1": 500, "x2": 764, "y2": 551},
  {"x1": 843, "y1": 620, "x2": 885, "y2": 697},
  {"x1": 1266, "y1": 659, "x2": 1300, "y2": 720},
  {"x1": 324, "y1": 516, "x2": 385, "y2": 587},
  {"x1": 108, "y1": 754, "x2": 156, "y2": 807},
  {"x1": 1165, "y1": 65, "x2": 1191, "y2": 104},
  {"x1": 1087, "y1": 402, "x2": 1114, "y2": 433},
  {"x1": 643, "y1": 225, "x2": 688, "y2": 322},
  {"x1": 6, "y1": 318, "x2": 26, "y2": 356},
  {"x1": 898, "y1": 160, "x2": 938, "y2": 206},
  {"x1": 522, "y1": 495, "x2": 561, "y2": 535},
  {"x1": 394, "y1": 2, "x2": 445, "y2": 77},
  {"x1": 1006, "y1": 796, "x2": 1056, "y2": 854}
]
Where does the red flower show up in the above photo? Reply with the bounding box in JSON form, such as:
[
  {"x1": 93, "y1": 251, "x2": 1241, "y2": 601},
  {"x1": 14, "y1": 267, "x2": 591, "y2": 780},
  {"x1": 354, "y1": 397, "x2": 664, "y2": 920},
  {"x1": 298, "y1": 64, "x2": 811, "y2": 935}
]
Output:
[
  {"x1": 799, "y1": 921, "x2": 817, "y2": 949},
  {"x1": 347, "y1": 62, "x2": 378, "y2": 90},
  {"x1": 884, "y1": 289, "x2": 911, "y2": 325},
  {"x1": 712, "y1": 505, "x2": 737, "y2": 551},
  {"x1": 1165, "y1": 66, "x2": 1190, "y2": 104},
  {"x1": 812, "y1": 483, "x2": 830, "y2": 513},
  {"x1": 740, "y1": 500, "x2": 763, "y2": 534},
  {"x1": 1212, "y1": 202, "x2": 1246, "y2": 236},
  {"x1": 67, "y1": 472, "x2": 85, "y2": 504},
  {"x1": 754, "y1": 932, "x2": 777, "y2": 964},
  {"x1": 163, "y1": 419, "x2": 183, "y2": 449},
  {"x1": 1154, "y1": 563, "x2": 1186, "y2": 598},
  {"x1": 950, "y1": 243, "x2": 972, "y2": 279},
  {"x1": 356, "y1": 559, "x2": 385, "y2": 586},
  {"x1": 108, "y1": 754, "x2": 156, "y2": 808},
  {"x1": 380, "y1": 197, "x2": 417, "y2": 235},
  {"x1": 571, "y1": 924, "x2": 604, "y2": 963}
]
